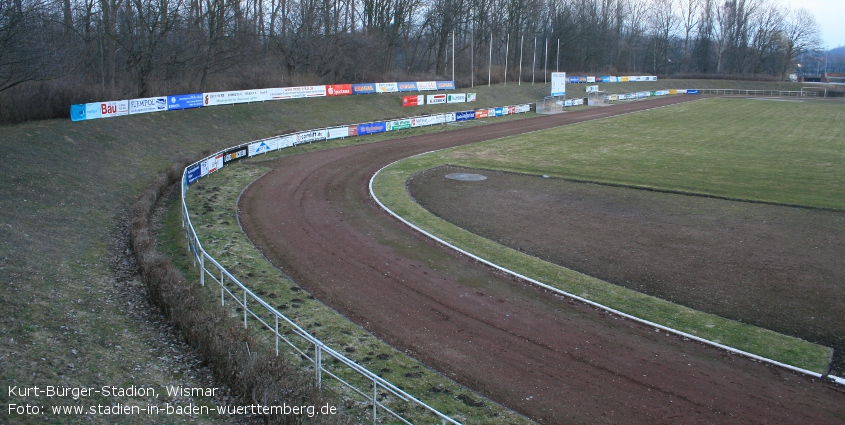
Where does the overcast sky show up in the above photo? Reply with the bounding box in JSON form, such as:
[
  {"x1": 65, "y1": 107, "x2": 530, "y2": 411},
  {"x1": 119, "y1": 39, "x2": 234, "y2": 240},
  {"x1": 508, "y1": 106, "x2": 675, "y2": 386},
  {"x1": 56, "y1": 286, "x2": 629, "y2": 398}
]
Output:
[{"x1": 793, "y1": 0, "x2": 845, "y2": 49}]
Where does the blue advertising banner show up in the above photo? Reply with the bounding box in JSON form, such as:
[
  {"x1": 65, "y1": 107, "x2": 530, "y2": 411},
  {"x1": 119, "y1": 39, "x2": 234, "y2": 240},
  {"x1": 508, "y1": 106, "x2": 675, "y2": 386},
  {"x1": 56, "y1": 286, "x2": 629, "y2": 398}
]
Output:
[
  {"x1": 601, "y1": 76, "x2": 611, "y2": 83},
  {"x1": 186, "y1": 164, "x2": 202, "y2": 185},
  {"x1": 70, "y1": 104, "x2": 87, "y2": 121},
  {"x1": 167, "y1": 93, "x2": 204, "y2": 110},
  {"x1": 357, "y1": 122, "x2": 386, "y2": 135},
  {"x1": 455, "y1": 110, "x2": 475, "y2": 121},
  {"x1": 687, "y1": 89, "x2": 701, "y2": 94},
  {"x1": 436, "y1": 81, "x2": 456, "y2": 90},
  {"x1": 569, "y1": 77, "x2": 581, "y2": 83},
  {"x1": 397, "y1": 82, "x2": 418, "y2": 92},
  {"x1": 494, "y1": 107, "x2": 504, "y2": 116},
  {"x1": 352, "y1": 83, "x2": 377, "y2": 95}
]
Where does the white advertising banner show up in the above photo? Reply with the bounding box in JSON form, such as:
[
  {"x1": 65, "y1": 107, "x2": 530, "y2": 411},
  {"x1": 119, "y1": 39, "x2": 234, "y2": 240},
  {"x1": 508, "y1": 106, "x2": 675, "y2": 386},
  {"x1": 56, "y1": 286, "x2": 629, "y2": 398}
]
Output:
[
  {"x1": 550, "y1": 72, "x2": 567, "y2": 97},
  {"x1": 267, "y1": 86, "x2": 327, "y2": 100},
  {"x1": 204, "y1": 90, "x2": 269, "y2": 106},
  {"x1": 517, "y1": 104, "x2": 530, "y2": 113},
  {"x1": 573, "y1": 98, "x2": 584, "y2": 106},
  {"x1": 587, "y1": 76, "x2": 596, "y2": 83},
  {"x1": 98, "y1": 100, "x2": 129, "y2": 118},
  {"x1": 444, "y1": 112, "x2": 456, "y2": 122},
  {"x1": 411, "y1": 116, "x2": 439, "y2": 127},
  {"x1": 277, "y1": 135, "x2": 297, "y2": 148},
  {"x1": 249, "y1": 138, "x2": 280, "y2": 156},
  {"x1": 417, "y1": 81, "x2": 438, "y2": 91},
  {"x1": 467, "y1": 93, "x2": 477, "y2": 102},
  {"x1": 326, "y1": 127, "x2": 349, "y2": 140},
  {"x1": 427, "y1": 94, "x2": 447, "y2": 105},
  {"x1": 586, "y1": 85, "x2": 600, "y2": 93},
  {"x1": 297, "y1": 129, "x2": 327, "y2": 143},
  {"x1": 200, "y1": 153, "x2": 224, "y2": 176},
  {"x1": 129, "y1": 97, "x2": 167, "y2": 115},
  {"x1": 376, "y1": 83, "x2": 399, "y2": 93},
  {"x1": 447, "y1": 93, "x2": 466, "y2": 103}
]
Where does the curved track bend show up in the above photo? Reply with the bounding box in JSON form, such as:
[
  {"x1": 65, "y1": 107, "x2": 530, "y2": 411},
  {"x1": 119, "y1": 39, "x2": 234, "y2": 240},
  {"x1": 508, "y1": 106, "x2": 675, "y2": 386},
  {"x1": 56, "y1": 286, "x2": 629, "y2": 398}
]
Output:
[{"x1": 239, "y1": 96, "x2": 845, "y2": 424}]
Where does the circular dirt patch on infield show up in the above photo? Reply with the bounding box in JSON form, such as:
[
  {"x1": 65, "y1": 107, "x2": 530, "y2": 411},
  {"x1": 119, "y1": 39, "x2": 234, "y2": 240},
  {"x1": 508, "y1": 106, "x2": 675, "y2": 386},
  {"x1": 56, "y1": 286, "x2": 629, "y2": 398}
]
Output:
[{"x1": 408, "y1": 165, "x2": 845, "y2": 375}]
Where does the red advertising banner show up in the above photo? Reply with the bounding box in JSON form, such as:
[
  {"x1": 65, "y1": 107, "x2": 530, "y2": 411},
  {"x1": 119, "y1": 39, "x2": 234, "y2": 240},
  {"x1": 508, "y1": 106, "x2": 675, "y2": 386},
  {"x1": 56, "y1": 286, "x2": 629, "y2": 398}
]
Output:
[
  {"x1": 347, "y1": 125, "x2": 359, "y2": 136},
  {"x1": 475, "y1": 109, "x2": 489, "y2": 119},
  {"x1": 327, "y1": 84, "x2": 353, "y2": 96},
  {"x1": 402, "y1": 95, "x2": 424, "y2": 107}
]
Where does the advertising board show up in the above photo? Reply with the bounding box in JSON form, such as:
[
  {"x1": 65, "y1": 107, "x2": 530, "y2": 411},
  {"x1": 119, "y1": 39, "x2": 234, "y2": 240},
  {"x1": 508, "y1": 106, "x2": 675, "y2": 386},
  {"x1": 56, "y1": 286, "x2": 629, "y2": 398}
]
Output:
[
  {"x1": 352, "y1": 84, "x2": 377, "y2": 94},
  {"x1": 201, "y1": 153, "x2": 224, "y2": 175},
  {"x1": 417, "y1": 81, "x2": 437, "y2": 91},
  {"x1": 475, "y1": 109, "x2": 488, "y2": 119},
  {"x1": 376, "y1": 83, "x2": 399, "y2": 93},
  {"x1": 99, "y1": 100, "x2": 129, "y2": 118},
  {"x1": 297, "y1": 129, "x2": 327, "y2": 143},
  {"x1": 129, "y1": 97, "x2": 167, "y2": 115},
  {"x1": 326, "y1": 84, "x2": 353, "y2": 96},
  {"x1": 427, "y1": 94, "x2": 447, "y2": 105},
  {"x1": 402, "y1": 95, "x2": 424, "y2": 107},
  {"x1": 587, "y1": 76, "x2": 596, "y2": 83},
  {"x1": 267, "y1": 86, "x2": 326, "y2": 100},
  {"x1": 586, "y1": 85, "x2": 600, "y2": 93},
  {"x1": 276, "y1": 135, "x2": 297, "y2": 149},
  {"x1": 70, "y1": 104, "x2": 87, "y2": 121},
  {"x1": 569, "y1": 76, "x2": 580, "y2": 83},
  {"x1": 437, "y1": 81, "x2": 456, "y2": 90},
  {"x1": 249, "y1": 138, "x2": 280, "y2": 156},
  {"x1": 467, "y1": 93, "x2": 477, "y2": 102},
  {"x1": 347, "y1": 126, "x2": 358, "y2": 137},
  {"x1": 397, "y1": 82, "x2": 418, "y2": 92},
  {"x1": 167, "y1": 93, "x2": 204, "y2": 110},
  {"x1": 551, "y1": 72, "x2": 567, "y2": 97},
  {"x1": 447, "y1": 93, "x2": 466, "y2": 103},
  {"x1": 204, "y1": 90, "x2": 268, "y2": 106},
  {"x1": 357, "y1": 122, "x2": 386, "y2": 135},
  {"x1": 223, "y1": 146, "x2": 248, "y2": 163},
  {"x1": 686, "y1": 89, "x2": 700, "y2": 94},
  {"x1": 386, "y1": 119, "x2": 412, "y2": 131},
  {"x1": 455, "y1": 110, "x2": 475, "y2": 122},
  {"x1": 411, "y1": 115, "x2": 445, "y2": 127},
  {"x1": 186, "y1": 164, "x2": 202, "y2": 185},
  {"x1": 443, "y1": 112, "x2": 456, "y2": 122},
  {"x1": 326, "y1": 127, "x2": 349, "y2": 139}
]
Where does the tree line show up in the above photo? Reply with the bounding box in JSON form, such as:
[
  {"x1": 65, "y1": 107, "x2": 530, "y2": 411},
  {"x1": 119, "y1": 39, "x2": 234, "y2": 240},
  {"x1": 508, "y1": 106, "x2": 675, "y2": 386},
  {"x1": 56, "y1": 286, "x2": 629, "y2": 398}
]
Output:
[{"x1": 0, "y1": 0, "x2": 823, "y2": 122}]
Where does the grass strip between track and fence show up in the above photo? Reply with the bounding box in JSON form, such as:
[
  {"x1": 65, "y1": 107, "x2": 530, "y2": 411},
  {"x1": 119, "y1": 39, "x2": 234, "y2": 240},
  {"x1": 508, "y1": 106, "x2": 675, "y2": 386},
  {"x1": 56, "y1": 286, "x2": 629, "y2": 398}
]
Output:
[{"x1": 372, "y1": 153, "x2": 833, "y2": 373}]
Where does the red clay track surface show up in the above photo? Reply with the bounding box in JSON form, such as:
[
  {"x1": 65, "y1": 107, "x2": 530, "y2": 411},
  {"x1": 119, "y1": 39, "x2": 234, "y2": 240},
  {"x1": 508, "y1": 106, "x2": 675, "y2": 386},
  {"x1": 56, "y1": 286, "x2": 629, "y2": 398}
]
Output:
[{"x1": 239, "y1": 97, "x2": 845, "y2": 424}]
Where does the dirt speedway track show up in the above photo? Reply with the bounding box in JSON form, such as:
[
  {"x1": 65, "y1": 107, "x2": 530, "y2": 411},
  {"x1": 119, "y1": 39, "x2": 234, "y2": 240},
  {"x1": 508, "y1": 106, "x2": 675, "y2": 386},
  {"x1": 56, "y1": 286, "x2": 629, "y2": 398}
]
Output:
[{"x1": 239, "y1": 96, "x2": 845, "y2": 424}]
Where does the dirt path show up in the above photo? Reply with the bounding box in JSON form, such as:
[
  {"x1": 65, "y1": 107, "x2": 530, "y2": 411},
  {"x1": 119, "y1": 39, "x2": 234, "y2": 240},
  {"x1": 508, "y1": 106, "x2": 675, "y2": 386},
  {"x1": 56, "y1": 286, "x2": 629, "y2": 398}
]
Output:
[{"x1": 239, "y1": 97, "x2": 845, "y2": 424}]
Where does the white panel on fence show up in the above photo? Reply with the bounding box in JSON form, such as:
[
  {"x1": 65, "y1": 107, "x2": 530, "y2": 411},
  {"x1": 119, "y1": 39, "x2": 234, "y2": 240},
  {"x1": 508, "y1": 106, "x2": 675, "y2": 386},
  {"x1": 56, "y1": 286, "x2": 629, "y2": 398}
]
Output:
[
  {"x1": 204, "y1": 90, "x2": 269, "y2": 106},
  {"x1": 587, "y1": 76, "x2": 596, "y2": 83},
  {"x1": 417, "y1": 81, "x2": 438, "y2": 91},
  {"x1": 99, "y1": 100, "x2": 129, "y2": 118},
  {"x1": 201, "y1": 153, "x2": 224, "y2": 175},
  {"x1": 327, "y1": 127, "x2": 349, "y2": 139},
  {"x1": 444, "y1": 112, "x2": 456, "y2": 123},
  {"x1": 447, "y1": 93, "x2": 466, "y2": 103},
  {"x1": 278, "y1": 135, "x2": 297, "y2": 148},
  {"x1": 129, "y1": 97, "x2": 167, "y2": 115},
  {"x1": 411, "y1": 116, "x2": 437, "y2": 127},
  {"x1": 550, "y1": 72, "x2": 567, "y2": 97},
  {"x1": 376, "y1": 83, "x2": 399, "y2": 93},
  {"x1": 297, "y1": 129, "x2": 327, "y2": 143},
  {"x1": 266, "y1": 86, "x2": 327, "y2": 100},
  {"x1": 249, "y1": 138, "x2": 280, "y2": 156},
  {"x1": 427, "y1": 94, "x2": 447, "y2": 105}
]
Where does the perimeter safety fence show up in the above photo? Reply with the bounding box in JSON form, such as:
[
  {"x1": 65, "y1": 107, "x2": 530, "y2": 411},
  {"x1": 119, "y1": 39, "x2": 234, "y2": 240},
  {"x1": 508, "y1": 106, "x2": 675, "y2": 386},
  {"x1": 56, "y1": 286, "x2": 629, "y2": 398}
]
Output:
[{"x1": 180, "y1": 104, "x2": 532, "y2": 425}]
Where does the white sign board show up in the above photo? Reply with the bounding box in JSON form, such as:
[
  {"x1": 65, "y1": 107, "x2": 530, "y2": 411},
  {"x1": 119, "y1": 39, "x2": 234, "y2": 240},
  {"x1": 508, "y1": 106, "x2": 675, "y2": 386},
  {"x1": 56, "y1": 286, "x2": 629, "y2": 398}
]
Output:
[{"x1": 551, "y1": 72, "x2": 566, "y2": 97}]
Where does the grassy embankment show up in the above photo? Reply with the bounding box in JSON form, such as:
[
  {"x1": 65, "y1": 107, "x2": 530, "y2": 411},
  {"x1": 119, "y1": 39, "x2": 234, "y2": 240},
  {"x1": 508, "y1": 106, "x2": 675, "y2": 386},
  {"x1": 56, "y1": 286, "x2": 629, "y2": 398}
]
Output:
[
  {"x1": 372, "y1": 97, "x2": 844, "y2": 373},
  {"x1": 0, "y1": 82, "x2": 556, "y2": 424}
]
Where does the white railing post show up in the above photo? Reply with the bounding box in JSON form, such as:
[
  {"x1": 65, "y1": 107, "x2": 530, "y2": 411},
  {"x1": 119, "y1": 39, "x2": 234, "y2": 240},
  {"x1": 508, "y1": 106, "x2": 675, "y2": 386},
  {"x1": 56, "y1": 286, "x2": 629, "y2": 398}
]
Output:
[
  {"x1": 315, "y1": 344, "x2": 322, "y2": 389},
  {"x1": 200, "y1": 254, "x2": 205, "y2": 286},
  {"x1": 275, "y1": 315, "x2": 279, "y2": 356},
  {"x1": 243, "y1": 290, "x2": 248, "y2": 328},
  {"x1": 373, "y1": 381, "x2": 378, "y2": 424}
]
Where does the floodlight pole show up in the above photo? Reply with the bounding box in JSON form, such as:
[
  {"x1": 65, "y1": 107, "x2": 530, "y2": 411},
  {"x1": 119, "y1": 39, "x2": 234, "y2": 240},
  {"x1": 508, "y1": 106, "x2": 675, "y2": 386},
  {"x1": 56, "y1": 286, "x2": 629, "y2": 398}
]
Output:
[
  {"x1": 519, "y1": 35, "x2": 524, "y2": 85},
  {"x1": 544, "y1": 38, "x2": 548, "y2": 84},
  {"x1": 504, "y1": 33, "x2": 509, "y2": 85},
  {"x1": 452, "y1": 30, "x2": 455, "y2": 82},
  {"x1": 532, "y1": 36, "x2": 536, "y2": 85},
  {"x1": 488, "y1": 32, "x2": 493, "y2": 87},
  {"x1": 471, "y1": 25, "x2": 474, "y2": 87}
]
